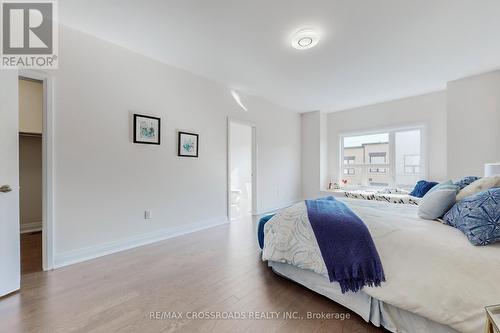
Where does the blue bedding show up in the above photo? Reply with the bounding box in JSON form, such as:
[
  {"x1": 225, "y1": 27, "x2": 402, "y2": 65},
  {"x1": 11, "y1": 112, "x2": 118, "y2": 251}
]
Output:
[
  {"x1": 306, "y1": 197, "x2": 385, "y2": 293},
  {"x1": 258, "y1": 214, "x2": 274, "y2": 249},
  {"x1": 258, "y1": 197, "x2": 385, "y2": 293}
]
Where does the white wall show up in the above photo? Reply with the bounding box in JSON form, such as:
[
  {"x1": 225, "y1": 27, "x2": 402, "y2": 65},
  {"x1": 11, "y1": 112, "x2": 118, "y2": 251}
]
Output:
[
  {"x1": 230, "y1": 123, "x2": 252, "y2": 194},
  {"x1": 18, "y1": 79, "x2": 43, "y2": 134},
  {"x1": 320, "y1": 112, "x2": 328, "y2": 193},
  {"x1": 301, "y1": 111, "x2": 321, "y2": 199},
  {"x1": 327, "y1": 91, "x2": 448, "y2": 185},
  {"x1": 18, "y1": 25, "x2": 301, "y2": 265},
  {"x1": 447, "y1": 70, "x2": 500, "y2": 179},
  {"x1": 301, "y1": 111, "x2": 330, "y2": 199},
  {"x1": 19, "y1": 136, "x2": 42, "y2": 227}
]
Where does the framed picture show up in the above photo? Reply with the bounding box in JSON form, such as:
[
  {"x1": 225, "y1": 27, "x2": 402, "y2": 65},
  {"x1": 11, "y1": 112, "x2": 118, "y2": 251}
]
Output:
[
  {"x1": 133, "y1": 114, "x2": 161, "y2": 145},
  {"x1": 178, "y1": 131, "x2": 199, "y2": 157}
]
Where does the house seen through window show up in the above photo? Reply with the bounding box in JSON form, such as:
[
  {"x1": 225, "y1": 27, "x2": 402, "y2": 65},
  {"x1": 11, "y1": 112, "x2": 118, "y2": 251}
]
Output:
[{"x1": 340, "y1": 129, "x2": 423, "y2": 187}]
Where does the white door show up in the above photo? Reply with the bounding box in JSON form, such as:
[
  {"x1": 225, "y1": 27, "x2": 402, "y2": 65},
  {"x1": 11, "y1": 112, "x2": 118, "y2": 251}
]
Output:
[{"x1": 0, "y1": 71, "x2": 21, "y2": 296}]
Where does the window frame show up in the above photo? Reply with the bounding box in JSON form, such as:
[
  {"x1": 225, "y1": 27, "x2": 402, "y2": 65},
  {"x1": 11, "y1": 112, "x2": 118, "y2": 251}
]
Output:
[
  {"x1": 338, "y1": 125, "x2": 427, "y2": 188},
  {"x1": 404, "y1": 154, "x2": 421, "y2": 175}
]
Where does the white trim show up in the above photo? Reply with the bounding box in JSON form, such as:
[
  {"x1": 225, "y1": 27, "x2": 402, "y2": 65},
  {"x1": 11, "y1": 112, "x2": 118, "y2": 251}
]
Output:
[
  {"x1": 338, "y1": 124, "x2": 426, "y2": 138},
  {"x1": 53, "y1": 217, "x2": 229, "y2": 269},
  {"x1": 18, "y1": 69, "x2": 55, "y2": 271},
  {"x1": 389, "y1": 131, "x2": 396, "y2": 185},
  {"x1": 20, "y1": 221, "x2": 42, "y2": 234},
  {"x1": 227, "y1": 118, "x2": 257, "y2": 221}
]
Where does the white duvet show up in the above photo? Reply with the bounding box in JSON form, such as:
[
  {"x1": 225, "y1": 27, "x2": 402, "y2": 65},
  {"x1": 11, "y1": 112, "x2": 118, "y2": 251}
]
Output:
[{"x1": 262, "y1": 198, "x2": 500, "y2": 333}]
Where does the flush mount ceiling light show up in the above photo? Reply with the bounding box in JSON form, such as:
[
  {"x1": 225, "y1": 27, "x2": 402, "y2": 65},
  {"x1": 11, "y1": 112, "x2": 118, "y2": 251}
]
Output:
[{"x1": 291, "y1": 29, "x2": 320, "y2": 50}]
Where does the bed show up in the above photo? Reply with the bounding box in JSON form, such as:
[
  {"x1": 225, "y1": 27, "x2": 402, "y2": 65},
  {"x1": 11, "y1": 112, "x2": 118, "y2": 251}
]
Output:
[
  {"x1": 343, "y1": 189, "x2": 420, "y2": 205},
  {"x1": 260, "y1": 198, "x2": 500, "y2": 333}
]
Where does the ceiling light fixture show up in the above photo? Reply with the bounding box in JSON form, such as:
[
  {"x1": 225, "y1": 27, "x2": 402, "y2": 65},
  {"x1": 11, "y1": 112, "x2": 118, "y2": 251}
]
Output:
[{"x1": 291, "y1": 29, "x2": 319, "y2": 50}]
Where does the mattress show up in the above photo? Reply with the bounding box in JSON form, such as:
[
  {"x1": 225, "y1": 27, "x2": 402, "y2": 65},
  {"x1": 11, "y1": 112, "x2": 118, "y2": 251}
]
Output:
[
  {"x1": 262, "y1": 198, "x2": 500, "y2": 333},
  {"x1": 268, "y1": 260, "x2": 459, "y2": 333}
]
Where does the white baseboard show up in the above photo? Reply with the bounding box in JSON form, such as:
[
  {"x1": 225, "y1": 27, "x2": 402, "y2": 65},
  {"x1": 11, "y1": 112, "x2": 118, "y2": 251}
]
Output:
[
  {"x1": 20, "y1": 221, "x2": 42, "y2": 234},
  {"x1": 53, "y1": 217, "x2": 229, "y2": 269}
]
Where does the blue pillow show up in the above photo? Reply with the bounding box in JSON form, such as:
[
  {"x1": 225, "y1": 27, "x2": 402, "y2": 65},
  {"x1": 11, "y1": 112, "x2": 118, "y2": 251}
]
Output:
[
  {"x1": 453, "y1": 176, "x2": 481, "y2": 190},
  {"x1": 410, "y1": 180, "x2": 439, "y2": 198},
  {"x1": 443, "y1": 188, "x2": 500, "y2": 246}
]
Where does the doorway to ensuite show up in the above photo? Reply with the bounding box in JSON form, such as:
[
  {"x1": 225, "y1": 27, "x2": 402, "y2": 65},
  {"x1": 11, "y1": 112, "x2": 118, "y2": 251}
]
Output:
[{"x1": 227, "y1": 119, "x2": 257, "y2": 221}]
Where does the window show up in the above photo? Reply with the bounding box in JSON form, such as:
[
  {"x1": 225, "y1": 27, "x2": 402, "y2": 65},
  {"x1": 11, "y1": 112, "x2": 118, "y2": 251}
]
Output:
[
  {"x1": 369, "y1": 168, "x2": 387, "y2": 174},
  {"x1": 344, "y1": 168, "x2": 355, "y2": 175},
  {"x1": 344, "y1": 156, "x2": 355, "y2": 164},
  {"x1": 404, "y1": 154, "x2": 420, "y2": 174},
  {"x1": 369, "y1": 152, "x2": 386, "y2": 164},
  {"x1": 340, "y1": 128, "x2": 424, "y2": 187}
]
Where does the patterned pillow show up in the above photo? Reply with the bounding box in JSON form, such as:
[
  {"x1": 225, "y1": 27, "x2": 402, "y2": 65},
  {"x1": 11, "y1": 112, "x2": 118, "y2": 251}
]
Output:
[
  {"x1": 443, "y1": 188, "x2": 500, "y2": 246},
  {"x1": 456, "y1": 176, "x2": 500, "y2": 201},
  {"x1": 377, "y1": 187, "x2": 409, "y2": 194},
  {"x1": 453, "y1": 176, "x2": 480, "y2": 190}
]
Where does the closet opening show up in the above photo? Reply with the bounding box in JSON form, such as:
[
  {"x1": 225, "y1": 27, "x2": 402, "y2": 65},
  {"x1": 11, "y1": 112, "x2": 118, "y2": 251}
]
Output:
[{"x1": 18, "y1": 77, "x2": 44, "y2": 275}]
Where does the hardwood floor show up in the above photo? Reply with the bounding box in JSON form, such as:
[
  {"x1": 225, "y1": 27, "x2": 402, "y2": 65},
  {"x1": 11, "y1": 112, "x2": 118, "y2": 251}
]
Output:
[
  {"x1": 20, "y1": 231, "x2": 43, "y2": 275},
  {"x1": 1, "y1": 216, "x2": 387, "y2": 333}
]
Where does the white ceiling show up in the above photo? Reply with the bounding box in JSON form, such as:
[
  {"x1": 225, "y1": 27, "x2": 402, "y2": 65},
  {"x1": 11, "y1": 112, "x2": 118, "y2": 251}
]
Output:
[{"x1": 59, "y1": 0, "x2": 500, "y2": 112}]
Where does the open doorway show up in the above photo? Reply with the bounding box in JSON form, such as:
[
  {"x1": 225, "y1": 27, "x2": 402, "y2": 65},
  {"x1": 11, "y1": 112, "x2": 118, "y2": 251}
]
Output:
[
  {"x1": 18, "y1": 77, "x2": 43, "y2": 274},
  {"x1": 228, "y1": 119, "x2": 257, "y2": 221}
]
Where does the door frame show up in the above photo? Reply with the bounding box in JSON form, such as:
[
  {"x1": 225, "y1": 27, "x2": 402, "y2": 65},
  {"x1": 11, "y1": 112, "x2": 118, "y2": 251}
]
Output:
[
  {"x1": 19, "y1": 69, "x2": 54, "y2": 271},
  {"x1": 227, "y1": 117, "x2": 257, "y2": 221}
]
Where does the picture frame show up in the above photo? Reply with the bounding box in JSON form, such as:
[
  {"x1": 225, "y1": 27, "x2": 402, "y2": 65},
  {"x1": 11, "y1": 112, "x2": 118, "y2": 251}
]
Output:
[
  {"x1": 133, "y1": 114, "x2": 161, "y2": 145},
  {"x1": 178, "y1": 131, "x2": 199, "y2": 157}
]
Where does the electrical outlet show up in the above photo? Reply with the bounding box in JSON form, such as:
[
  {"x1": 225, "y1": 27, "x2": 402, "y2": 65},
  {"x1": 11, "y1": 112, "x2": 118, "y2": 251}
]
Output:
[{"x1": 144, "y1": 210, "x2": 152, "y2": 219}]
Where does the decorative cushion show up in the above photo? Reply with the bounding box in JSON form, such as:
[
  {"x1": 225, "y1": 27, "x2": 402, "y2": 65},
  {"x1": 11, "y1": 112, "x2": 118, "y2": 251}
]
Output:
[
  {"x1": 418, "y1": 181, "x2": 459, "y2": 220},
  {"x1": 410, "y1": 180, "x2": 438, "y2": 198},
  {"x1": 443, "y1": 188, "x2": 500, "y2": 246},
  {"x1": 456, "y1": 176, "x2": 500, "y2": 201},
  {"x1": 454, "y1": 176, "x2": 481, "y2": 190},
  {"x1": 377, "y1": 187, "x2": 409, "y2": 194},
  {"x1": 426, "y1": 180, "x2": 455, "y2": 194}
]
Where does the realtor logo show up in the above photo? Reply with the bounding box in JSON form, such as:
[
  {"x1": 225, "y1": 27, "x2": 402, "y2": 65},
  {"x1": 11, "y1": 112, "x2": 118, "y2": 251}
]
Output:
[{"x1": 1, "y1": 0, "x2": 58, "y2": 68}]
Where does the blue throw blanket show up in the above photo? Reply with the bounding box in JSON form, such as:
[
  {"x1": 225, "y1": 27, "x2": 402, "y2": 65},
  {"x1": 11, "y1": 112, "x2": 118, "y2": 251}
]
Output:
[
  {"x1": 305, "y1": 197, "x2": 385, "y2": 293},
  {"x1": 258, "y1": 214, "x2": 275, "y2": 249}
]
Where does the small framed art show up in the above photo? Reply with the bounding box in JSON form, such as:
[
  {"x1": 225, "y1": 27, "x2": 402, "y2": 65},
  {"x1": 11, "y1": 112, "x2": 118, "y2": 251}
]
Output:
[
  {"x1": 178, "y1": 131, "x2": 199, "y2": 157},
  {"x1": 133, "y1": 114, "x2": 161, "y2": 145}
]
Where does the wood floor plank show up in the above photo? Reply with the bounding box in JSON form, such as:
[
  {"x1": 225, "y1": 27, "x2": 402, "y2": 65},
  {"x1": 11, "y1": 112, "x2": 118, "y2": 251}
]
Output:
[
  {"x1": 1, "y1": 215, "x2": 387, "y2": 332},
  {"x1": 20, "y1": 231, "x2": 42, "y2": 275}
]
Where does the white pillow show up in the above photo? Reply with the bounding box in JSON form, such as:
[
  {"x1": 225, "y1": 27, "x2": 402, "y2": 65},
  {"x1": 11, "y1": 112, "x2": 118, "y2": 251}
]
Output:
[
  {"x1": 456, "y1": 175, "x2": 500, "y2": 201},
  {"x1": 418, "y1": 188, "x2": 457, "y2": 220}
]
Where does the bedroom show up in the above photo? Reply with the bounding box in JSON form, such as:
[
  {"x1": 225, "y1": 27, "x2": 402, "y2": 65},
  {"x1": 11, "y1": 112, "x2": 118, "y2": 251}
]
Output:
[{"x1": 0, "y1": 1, "x2": 499, "y2": 332}]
